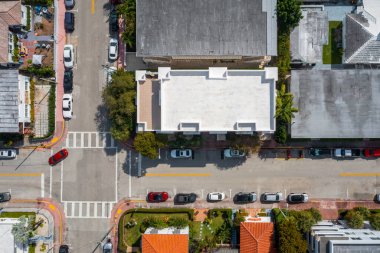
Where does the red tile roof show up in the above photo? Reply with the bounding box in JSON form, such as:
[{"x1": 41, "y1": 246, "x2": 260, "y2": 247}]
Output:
[
  {"x1": 240, "y1": 222, "x2": 276, "y2": 253},
  {"x1": 142, "y1": 234, "x2": 188, "y2": 253}
]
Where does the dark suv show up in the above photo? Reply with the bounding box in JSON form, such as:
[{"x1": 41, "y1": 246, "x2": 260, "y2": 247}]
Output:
[
  {"x1": 64, "y1": 12, "x2": 74, "y2": 32},
  {"x1": 64, "y1": 70, "x2": 73, "y2": 92},
  {"x1": 110, "y1": 9, "x2": 118, "y2": 32},
  {"x1": 174, "y1": 193, "x2": 196, "y2": 204},
  {"x1": 59, "y1": 245, "x2": 69, "y2": 253}
]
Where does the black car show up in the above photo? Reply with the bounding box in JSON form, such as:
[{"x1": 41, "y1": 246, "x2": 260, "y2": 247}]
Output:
[
  {"x1": 174, "y1": 193, "x2": 196, "y2": 204},
  {"x1": 110, "y1": 9, "x2": 118, "y2": 32},
  {"x1": 309, "y1": 148, "x2": 331, "y2": 157},
  {"x1": 234, "y1": 192, "x2": 257, "y2": 204},
  {"x1": 64, "y1": 70, "x2": 73, "y2": 92},
  {"x1": 59, "y1": 245, "x2": 69, "y2": 253},
  {"x1": 287, "y1": 193, "x2": 309, "y2": 203},
  {"x1": 64, "y1": 12, "x2": 75, "y2": 32},
  {"x1": 0, "y1": 192, "x2": 11, "y2": 203}
]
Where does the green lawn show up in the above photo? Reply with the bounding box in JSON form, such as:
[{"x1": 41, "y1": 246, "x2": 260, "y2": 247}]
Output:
[
  {"x1": 119, "y1": 212, "x2": 190, "y2": 248},
  {"x1": 323, "y1": 21, "x2": 343, "y2": 64},
  {"x1": 0, "y1": 212, "x2": 35, "y2": 219}
]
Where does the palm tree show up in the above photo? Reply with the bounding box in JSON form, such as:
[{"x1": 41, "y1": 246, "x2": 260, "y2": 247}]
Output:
[{"x1": 275, "y1": 84, "x2": 298, "y2": 123}]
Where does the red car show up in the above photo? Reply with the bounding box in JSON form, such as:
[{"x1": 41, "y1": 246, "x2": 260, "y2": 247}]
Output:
[
  {"x1": 147, "y1": 192, "x2": 169, "y2": 202},
  {"x1": 364, "y1": 149, "x2": 380, "y2": 158},
  {"x1": 49, "y1": 149, "x2": 69, "y2": 166}
]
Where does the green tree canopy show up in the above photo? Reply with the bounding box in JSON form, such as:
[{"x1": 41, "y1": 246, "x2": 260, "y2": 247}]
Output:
[
  {"x1": 307, "y1": 208, "x2": 322, "y2": 223},
  {"x1": 11, "y1": 216, "x2": 35, "y2": 246},
  {"x1": 102, "y1": 70, "x2": 136, "y2": 142},
  {"x1": 345, "y1": 210, "x2": 364, "y2": 229},
  {"x1": 133, "y1": 132, "x2": 166, "y2": 159},
  {"x1": 117, "y1": 0, "x2": 136, "y2": 49},
  {"x1": 277, "y1": 0, "x2": 303, "y2": 33},
  {"x1": 370, "y1": 213, "x2": 380, "y2": 230},
  {"x1": 291, "y1": 211, "x2": 316, "y2": 234},
  {"x1": 275, "y1": 84, "x2": 298, "y2": 123},
  {"x1": 278, "y1": 217, "x2": 308, "y2": 253}
]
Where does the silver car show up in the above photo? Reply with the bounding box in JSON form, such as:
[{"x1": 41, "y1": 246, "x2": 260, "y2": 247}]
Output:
[
  {"x1": 0, "y1": 149, "x2": 16, "y2": 159},
  {"x1": 64, "y1": 0, "x2": 75, "y2": 9},
  {"x1": 170, "y1": 149, "x2": 192, "y2": 158},
  {"x1": 108, "y1": 38, "x2": 118, "y2": 61}
]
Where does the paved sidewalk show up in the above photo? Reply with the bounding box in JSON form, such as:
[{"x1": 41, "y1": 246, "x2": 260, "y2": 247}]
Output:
[{"x1": 279, "y1": 200, "x2": 380, "y2": 220}]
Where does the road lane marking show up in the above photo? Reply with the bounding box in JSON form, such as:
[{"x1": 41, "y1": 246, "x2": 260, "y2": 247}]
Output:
[
  {"x1": 340, "y1": 172, "x2": 380, "y2": 177},
  {"x1": 145, "y1": 173, "x2": 211, "y2": 177},
  {"x1": 0, "y1": 173, "x2": 41, "y2": 177},
  {"x1": 91, "y1": 0, "x2": 95, "y2": 15},
  {"x1": 41, "y1": 173, "x2": 44, "y2": 197}
]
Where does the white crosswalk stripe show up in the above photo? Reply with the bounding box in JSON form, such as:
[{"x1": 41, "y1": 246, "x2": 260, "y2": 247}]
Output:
[
  {"x1": 64, "y1": 132, "x2": 116, "y2": 149},
  {"x1": 62, "y1": 201, "x2": 116, "y2": 219}
]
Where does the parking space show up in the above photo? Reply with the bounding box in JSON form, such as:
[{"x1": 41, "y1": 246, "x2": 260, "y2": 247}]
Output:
[{"x1": 61, "y1": 148, "x2": 117, "y2": 202}]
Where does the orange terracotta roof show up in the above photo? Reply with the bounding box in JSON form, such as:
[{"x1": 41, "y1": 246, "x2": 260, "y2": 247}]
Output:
[
  {"x1": 142, "y1": 234, "x2": 188, "y2": 253},
  {"x1": 240, "y1": 222, "x2": 276, "y2": 253}
]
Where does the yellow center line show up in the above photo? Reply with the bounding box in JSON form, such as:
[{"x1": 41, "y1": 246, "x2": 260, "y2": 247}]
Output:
[
  {"x1": 340, "y1": 172, "x2": 380, "y2": 177},
  {"x1": 145, "y1": 173, "x2": 211, "y2": 177},
  {"x1": 91, "y1": 0, "x2": 95, "y2": 15},
  {"x1": 0, "y1": 173, "x2": 41, "y2": 177}
]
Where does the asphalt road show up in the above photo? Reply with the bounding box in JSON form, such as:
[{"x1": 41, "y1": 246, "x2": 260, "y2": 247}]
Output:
[
  {"x1": 118, "y1": 149, "x2": 380, "y2": 208},
  {"x1": 62, "y1": 0, "x2": 114, "y2": 250}
]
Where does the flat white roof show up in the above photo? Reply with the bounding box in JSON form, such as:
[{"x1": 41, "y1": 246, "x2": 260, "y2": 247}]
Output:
[{"x1": 157, "y1": 68, "x2": 276, "y2": 132}]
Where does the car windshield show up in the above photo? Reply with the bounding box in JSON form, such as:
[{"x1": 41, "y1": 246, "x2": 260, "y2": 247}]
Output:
[
  {"x1": 154, "y1": 195, "x2": 162, "y2": 201},
  {"x1": 110, "y1": 42, "x2": 117, "y2": 47},
  {"x1": 7, "y1": 151, "x2": 12, "y2": 156},
  {"x1": 64, "y1": 55, "x2": 71, "y2": 62},
  {"x1": 63, "y1": 102, "x2": 71, "y2": 111},
  {"x1": 291, "y1": 195, "x2": 303, "y2": 201}
]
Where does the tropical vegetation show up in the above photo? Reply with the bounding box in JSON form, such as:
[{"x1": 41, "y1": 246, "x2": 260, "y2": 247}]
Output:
[{"x1": 116, "y1": 0, "x2": 136, "y2": 50}]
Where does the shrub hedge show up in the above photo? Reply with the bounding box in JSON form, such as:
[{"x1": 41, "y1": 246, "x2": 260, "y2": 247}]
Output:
[{"x1": 131, "y1": 208, "x2": 194, "y2": 220}]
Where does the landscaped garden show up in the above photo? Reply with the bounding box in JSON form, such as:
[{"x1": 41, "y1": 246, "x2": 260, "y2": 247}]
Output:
[
  {"x1": 322, "y1": 21, "x2": 343, "y2": 64},
  {"x1": 118, "y1": 208, "x2": 234, "y2": 253}
]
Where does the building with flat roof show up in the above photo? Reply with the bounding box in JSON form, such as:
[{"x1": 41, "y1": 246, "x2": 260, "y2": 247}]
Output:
[
  {"x1": 136, "y1": 0, "x2": 277, "y2": 64},
  {"x1": 136, "y1": 67, "x2": 277, "y2": 135},
  {"x1": 309, "y1": 221, "x2": 380, "y2": 253},
  {"x1": 291, "y1": 69, "x2": 380, "y2": 139}
]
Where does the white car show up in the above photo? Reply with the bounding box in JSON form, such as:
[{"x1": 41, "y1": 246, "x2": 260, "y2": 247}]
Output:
[
  {"x1": 108, "y1": 38, "x2": 118, "y2": 61},
  {"x1": 0, "y1": 149, "x2": 17, "y2": 159},
  {"x1": 170, "y1": 149, "x2": 192, "y2": 158},
  {"x1": 62, "y1": 94, "x2": 73, "y2": 119},
  {"x1": 63, "y1": 44, "x2": 74, "y2": 69},
  {"x1": 224, "y1": 148, "x2": 245, "y2": 158},
  {"x1": 207, "y1": 192, "x2": 225, "y2": 202}
]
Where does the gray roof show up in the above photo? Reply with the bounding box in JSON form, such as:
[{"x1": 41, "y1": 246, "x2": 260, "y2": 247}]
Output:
[
  {"x1": 0, "y1": 69, "x2": 19, "y2": 133},
  {"x1": 344, "y1": 14, "x2": 374, "y2": 62},
  {"x1": 290, "y1": 9, "x2": 328, "y2": 63},
  {"x1": 291, "y1": 69, "x2": 380, "y2": 139},
  {"x1": 136, "y1": 0, "x2": 277, "y2": 57},
  {"x1": 333, "y1": 245, "x2": 380, "y2": 253}
]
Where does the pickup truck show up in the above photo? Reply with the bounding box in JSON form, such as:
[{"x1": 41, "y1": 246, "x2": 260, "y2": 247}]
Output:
[{"x1": 334, "y1": 149, "x2": 361, "y2": 158}]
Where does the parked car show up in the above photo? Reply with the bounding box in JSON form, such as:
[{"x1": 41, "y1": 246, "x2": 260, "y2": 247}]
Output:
[
  {"x1": 110, "y1": 9, "x2": 118, "y2": 32},
  {"x1": 64, "y1": 70, "x2": 73, "y2": 92},
  {"x1": 375, "y1": 194, "x2": 380, "y2": 203},
  {"x1": 207, "y1": 192, "x2": 225, "y2": 202},
  {"x1": 174, "y1": 193, "x2": 197, "y2": 204},
  {"x1": 106, "y1": 66, "x2": 117, "y2": 83},
  {"x1": 147, "y1": 192, "x2": 168, "y2": 202},
  {"x1": 287, "y1": 193, "x2": 309, "y2": 203},
  {"x1": 108, "y1": 38, "x2": 118, "y2": 60},
  {"x1": 49, "y1": 149, "x2": 69, "y2": 166},
  {"x1": 103, "y1": 239, "x2": 112, "y2": 253},
  {"x1": 63, "y1": 44, "x2": 74, "y2": 69},
  {"x1": 0, "y1": 192, "x2": 11, "y2": 203},
  {"x1": 309, "y1": 148, "x2": 331, "y2": 157},
  {"x1": 62, "y1": 94, "x2": 73, "y2": 119},
  {"x1": 64, "y1": 0, "x2": 75, "y2": 9},
  {"x1": 261, "y1": 192, "x2": 283, "y2": 203},
  {"x1": 0, "y1": 149, "x2": 17, "y2": 159},
  {"x1": 64, "y1": 12, "x2": 75, "y2": 32},
  {"x1": 223, "y1": 148, "x2": 245, "y2": 158},
  {"x1": 170, "y1": 149, "x2": 192, "y2": 159},
  {"x1": 59, "y1": 245, "x2": 69, "y2": 253},
  {"x1": 234, "y1": 192, "x2": 257, "y2": 204},
  {"x1": 334, "y1": 149, "x2": 361, "y2": 158},
  {"x1": 364, "y1": 149, "x2": 380, "y2": 158}
]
